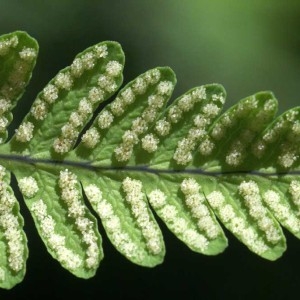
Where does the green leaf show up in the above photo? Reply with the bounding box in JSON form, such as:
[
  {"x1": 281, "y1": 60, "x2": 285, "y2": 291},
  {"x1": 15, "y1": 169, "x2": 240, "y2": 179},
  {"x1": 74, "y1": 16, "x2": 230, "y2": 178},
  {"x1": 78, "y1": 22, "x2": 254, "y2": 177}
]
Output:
[
  {"x1": 1, "y1": 30, "x2": 300, "y2": 289},
  {"x1": 13, "y1": 166, "x2": 103, "y2": 279},
  {"x1": 0, "y1": 166, "x2": 27, "y2": 289},
  {"x1": 144, "y1": 173, "x2": 228, "y2": 255},
  {"x1": 0, "y1": 31, "x2": 38, "y2": 144},
  {"x1": 82, "y1": 171, "x2": 165, "y2": 267}
]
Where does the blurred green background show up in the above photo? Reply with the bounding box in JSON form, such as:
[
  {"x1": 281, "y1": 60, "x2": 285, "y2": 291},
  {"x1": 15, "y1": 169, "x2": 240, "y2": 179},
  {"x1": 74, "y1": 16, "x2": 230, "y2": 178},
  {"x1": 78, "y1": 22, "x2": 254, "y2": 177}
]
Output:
[
  {"x1": 1, "y1": 1, "x2": 300, "y2": 299},
  {"x1": 1, "y1": 0, "x2": 300, "y2": 114}
]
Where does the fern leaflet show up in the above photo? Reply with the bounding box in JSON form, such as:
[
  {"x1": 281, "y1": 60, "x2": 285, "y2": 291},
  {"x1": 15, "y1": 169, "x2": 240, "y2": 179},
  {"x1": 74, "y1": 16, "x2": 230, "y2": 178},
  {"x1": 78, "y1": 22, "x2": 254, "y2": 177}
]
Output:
[{"x1": 0, "y1": 31, "x2": 300, "y2": 289}]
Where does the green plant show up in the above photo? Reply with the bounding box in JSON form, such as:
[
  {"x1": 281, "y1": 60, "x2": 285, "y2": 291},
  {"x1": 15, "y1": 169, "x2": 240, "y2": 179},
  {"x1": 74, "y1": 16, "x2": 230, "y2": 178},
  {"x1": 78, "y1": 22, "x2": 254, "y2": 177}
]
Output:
[{"x1": 0, "y1": 30, "x2": 300, "y2": 289}]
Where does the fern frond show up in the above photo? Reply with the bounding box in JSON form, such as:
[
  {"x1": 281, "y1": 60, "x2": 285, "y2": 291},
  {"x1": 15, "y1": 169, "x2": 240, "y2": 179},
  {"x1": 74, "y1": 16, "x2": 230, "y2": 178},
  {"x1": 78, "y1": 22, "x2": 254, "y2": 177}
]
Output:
[{"x1": 1, "y1": 30, "x2": 300, "y2": 289}]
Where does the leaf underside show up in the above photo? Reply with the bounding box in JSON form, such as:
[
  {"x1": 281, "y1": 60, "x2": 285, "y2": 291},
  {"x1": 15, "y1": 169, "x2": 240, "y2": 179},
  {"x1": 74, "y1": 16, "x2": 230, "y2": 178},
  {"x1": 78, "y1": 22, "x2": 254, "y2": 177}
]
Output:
[{"x1": 0, "y1": 31, "x2": 300, "y2": 289}]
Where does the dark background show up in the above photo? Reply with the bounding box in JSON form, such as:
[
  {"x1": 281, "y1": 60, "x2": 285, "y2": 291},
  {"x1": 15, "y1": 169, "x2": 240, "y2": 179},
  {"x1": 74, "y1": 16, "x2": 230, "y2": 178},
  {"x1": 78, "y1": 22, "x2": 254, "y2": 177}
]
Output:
[{"x1": 1, "y1": 1, "x2": 300, "y2": 299}]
